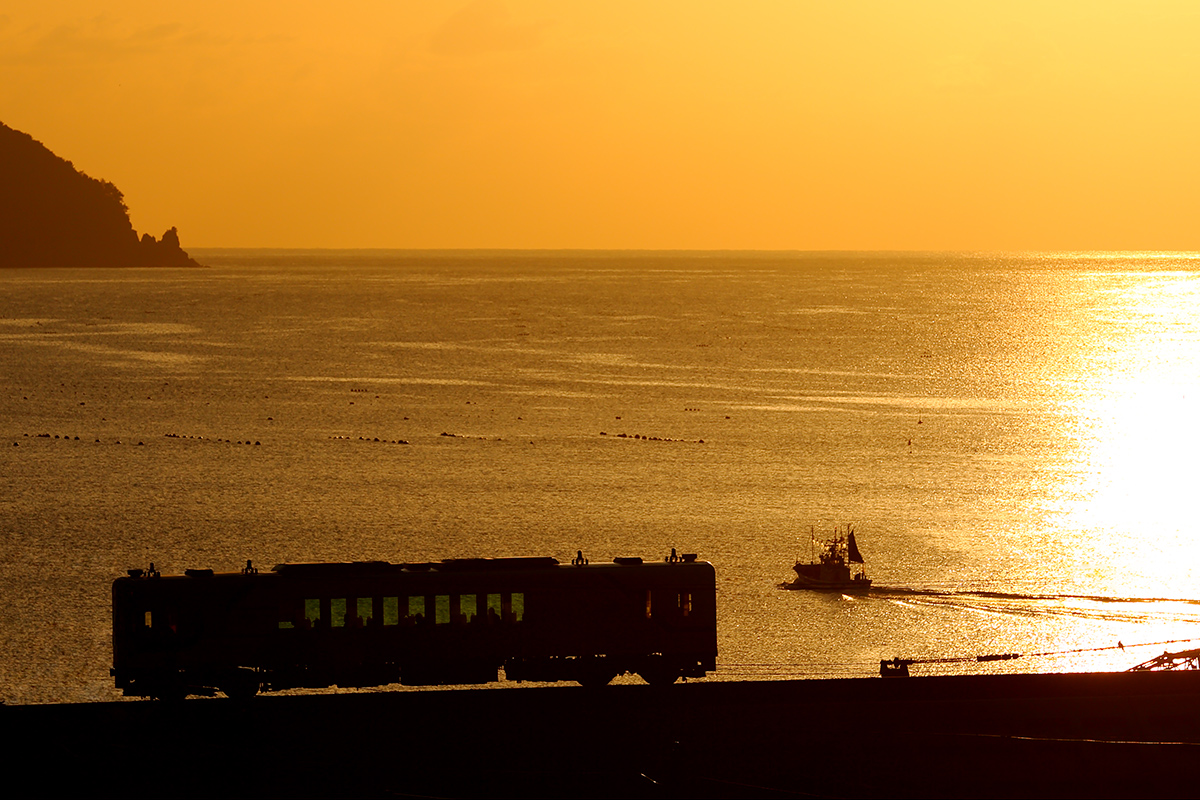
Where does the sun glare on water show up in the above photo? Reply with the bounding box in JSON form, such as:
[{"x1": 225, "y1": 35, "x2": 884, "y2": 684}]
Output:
[{"x1": 1049, "y1": 268, "x2": 1200, "y2": 601}]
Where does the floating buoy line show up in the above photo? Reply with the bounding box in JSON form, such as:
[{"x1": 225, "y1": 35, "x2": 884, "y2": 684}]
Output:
[
  {"x1": 599, "y1": 431, "x2": 706, "y2": 443},
  {"x1": 12, "y1": 432, "x2": 264, "y2": 446}
]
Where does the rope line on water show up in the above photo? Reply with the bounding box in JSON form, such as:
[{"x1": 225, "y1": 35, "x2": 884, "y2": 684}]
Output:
[
  {"x1": 880, "y1": 634, "x2": 1200, "y2": 668},
  {"x1": 717, "y1": 634, "x2": 1200, "y2": 675}
]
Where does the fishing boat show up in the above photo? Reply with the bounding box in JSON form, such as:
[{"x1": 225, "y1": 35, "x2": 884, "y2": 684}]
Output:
[{"x1": 781, "y1": 526, "x2": 872, "y2": 593}]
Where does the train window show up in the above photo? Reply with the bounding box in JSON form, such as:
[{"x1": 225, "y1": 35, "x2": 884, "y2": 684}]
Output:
[
  {"x1": 144, "y1": 611, "x2": 152, "y2": 628},
  {"x1": 305, "y1": 599, "x2": 321, "y2": 627},
  {"x1": 679, "y1": 592, "x2": 692, "y2": 617},
  {"x1": 499, "y1": 593, "x2": 524, "y2": 622},
  {"x1": 408, "y1": 596, "x2": 425, "y2": 621},
  {"x1": 459, "y1": 594, "x2": 476, "y2": 623},
  {"x1": 645, "y1": 590, "x2": 652, "y2": 619},
  {"x1": 434, "y1": 595, "x2": 450, "y2": 625},
  {"x1": 486, "y1": 593, "x2": 502, "y2": 622},
  {"x1": 383, "y1": 597, "x2": 399, "y2": 626},
  {"x1": 331, "y1": 598, "x2": 347, "y2": 628},
  {"x1": 278, "y1": 599, "x2": 304, "y2": 629},
  {"x1": 357, "y1": 598, "x2": 373, "y2": 626}
]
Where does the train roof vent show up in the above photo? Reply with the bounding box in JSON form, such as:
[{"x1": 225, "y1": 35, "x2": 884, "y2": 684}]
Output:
[
  {"x1": 613, "y1": 557, "x2": 643, "y2": 565},
  {"x1": 436, "y1": 557, "x2": 560, "y2": 571},
  {"x1": 682, "y1": 553, "x2": 698, "y2": 562},
  {"x1": 184, "y1": 568, "x2": 214, "y2": 578}
]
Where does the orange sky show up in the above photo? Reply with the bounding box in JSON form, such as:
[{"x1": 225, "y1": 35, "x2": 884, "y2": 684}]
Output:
[{"x1": 4, "y1": 1, "x2": 1200, "y2": 250}]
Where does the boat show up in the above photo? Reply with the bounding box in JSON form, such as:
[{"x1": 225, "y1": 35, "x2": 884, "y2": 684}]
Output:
[{"x1": 781, "y1": 526, "x2": 872, "y2": 593}]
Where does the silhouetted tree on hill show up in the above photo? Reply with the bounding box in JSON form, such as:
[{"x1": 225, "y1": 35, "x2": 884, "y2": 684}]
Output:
[{"x1": 0, "y1": 121, "x2": 201, "y2": 268}]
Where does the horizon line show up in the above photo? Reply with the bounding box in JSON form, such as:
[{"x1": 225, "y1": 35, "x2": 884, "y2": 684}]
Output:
[{"x1": 186, "y1": 247, "x2": 1200, "y2": 256}]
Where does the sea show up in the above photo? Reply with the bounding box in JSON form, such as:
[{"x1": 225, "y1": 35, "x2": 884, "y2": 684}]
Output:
[{"x1": 4, "y1": 249, "x2": 1200, "y2": 705}]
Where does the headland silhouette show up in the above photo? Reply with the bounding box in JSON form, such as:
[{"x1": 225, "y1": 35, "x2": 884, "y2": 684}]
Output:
[{"x1": 0, "y1": 121, "x2": 200, "y2": 268}]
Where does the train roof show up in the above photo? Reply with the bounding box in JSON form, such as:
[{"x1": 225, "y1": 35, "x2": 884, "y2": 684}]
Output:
[
  {"x1": 119, "y1": 553, "x2": 709, "y2": 581},
  {"x1": 271, "y1": 557, "x2": 561, "y2": 576}
]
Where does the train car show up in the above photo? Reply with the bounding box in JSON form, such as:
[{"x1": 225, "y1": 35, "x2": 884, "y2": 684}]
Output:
[{"x1": 111, "y1": 550, "x2": 717, "y2": 698}]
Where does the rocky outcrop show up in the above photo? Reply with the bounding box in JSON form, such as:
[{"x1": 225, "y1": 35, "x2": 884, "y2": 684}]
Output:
[{"x1": 0, "y1": 121, "x2": 201, "y2": 268}]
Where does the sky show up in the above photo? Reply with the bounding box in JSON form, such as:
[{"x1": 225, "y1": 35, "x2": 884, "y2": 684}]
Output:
[{"x1": 4, "y1": 1, "x2": 1200, "y2": 250}]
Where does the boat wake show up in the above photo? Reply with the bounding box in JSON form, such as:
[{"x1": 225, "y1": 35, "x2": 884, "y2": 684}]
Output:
[{"x1": 871, "y1": 586, "x2": 1200, "y2": 625}]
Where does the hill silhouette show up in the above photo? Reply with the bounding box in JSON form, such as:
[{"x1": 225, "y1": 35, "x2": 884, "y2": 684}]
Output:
[{"x1": 0, "y1": 122, "x2": 200, "y2": 268}]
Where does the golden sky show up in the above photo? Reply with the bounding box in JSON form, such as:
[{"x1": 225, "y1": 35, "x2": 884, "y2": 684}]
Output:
[{"x1": 4, "y1": 1, "x2": 1200, "y2": 249}]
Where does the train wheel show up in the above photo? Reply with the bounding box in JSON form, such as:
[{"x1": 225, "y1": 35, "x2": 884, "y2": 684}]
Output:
[
  {"x1": 577, "y1": 663, "x2": 617, "y2": 688},
  {"x1": 638, "y1": 658, "x2": 678, "y2": 687},
  {"x1": 220, "y1": 669, "x2": 260, "y2": 700},
  {"x1": 152, "y1": 685, "x2": 188, "y2": 702}
]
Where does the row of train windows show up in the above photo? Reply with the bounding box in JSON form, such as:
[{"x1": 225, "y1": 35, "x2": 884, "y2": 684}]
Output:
[
  {"x1": 278, "y1": 593, "x2": 525, "y2": 629},
  {"x1": 647, "y1": 591, "x2": 692, "y2": 618},
  {"x1": 136, "y1": 590, "x2": 692, "y2": 630}
]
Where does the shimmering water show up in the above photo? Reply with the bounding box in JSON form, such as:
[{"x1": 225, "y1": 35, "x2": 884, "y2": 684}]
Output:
[{"x1": 4, "y1": 250, "x2": 1200, "y2": 704}]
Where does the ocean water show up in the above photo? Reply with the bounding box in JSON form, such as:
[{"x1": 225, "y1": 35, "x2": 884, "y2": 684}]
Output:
[{"x1": 3, "y1": 250, "x2": 1200, "y2": 704}]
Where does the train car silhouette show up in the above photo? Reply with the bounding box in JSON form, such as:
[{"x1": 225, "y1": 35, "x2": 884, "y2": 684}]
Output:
[{"x1": 111, "y1": 551, "x2": 716, "y2": 698}]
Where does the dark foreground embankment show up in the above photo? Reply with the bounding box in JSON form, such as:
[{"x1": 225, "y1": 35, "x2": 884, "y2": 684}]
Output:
[{"x1": 7, "y1": 671, "x2": 1200, "y2": 798}]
